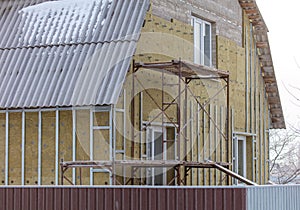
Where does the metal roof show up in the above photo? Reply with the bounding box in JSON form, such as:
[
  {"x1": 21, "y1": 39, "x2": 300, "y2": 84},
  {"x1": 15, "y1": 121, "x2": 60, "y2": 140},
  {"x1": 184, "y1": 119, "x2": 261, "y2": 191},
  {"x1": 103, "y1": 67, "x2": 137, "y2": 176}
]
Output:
[
  {"x1": 239, "y1": 0, "x2": 286, "y2": 129},
  {"x1": 0, "y1": 0, "x2": 149, "y2": 108}
]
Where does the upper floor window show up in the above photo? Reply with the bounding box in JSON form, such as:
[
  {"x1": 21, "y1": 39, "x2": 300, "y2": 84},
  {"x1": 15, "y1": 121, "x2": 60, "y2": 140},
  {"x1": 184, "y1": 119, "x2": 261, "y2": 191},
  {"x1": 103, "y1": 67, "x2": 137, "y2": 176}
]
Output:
[{"x1": 192, "y1": 17, "x2": 212, "y2": 67}]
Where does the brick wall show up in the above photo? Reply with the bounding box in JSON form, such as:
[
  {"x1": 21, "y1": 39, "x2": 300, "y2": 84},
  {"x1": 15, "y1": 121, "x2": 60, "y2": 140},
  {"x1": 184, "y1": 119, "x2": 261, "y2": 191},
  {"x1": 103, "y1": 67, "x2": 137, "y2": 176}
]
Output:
[{"x1": 151, "y1": 0, "x2": 243, "y2": 46}]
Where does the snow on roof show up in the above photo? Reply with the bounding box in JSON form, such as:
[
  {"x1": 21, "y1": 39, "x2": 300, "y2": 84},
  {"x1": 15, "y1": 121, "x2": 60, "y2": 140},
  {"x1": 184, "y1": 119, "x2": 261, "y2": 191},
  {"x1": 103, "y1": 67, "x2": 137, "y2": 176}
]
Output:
[{"x1": 18, "y1": 0, "x2": 112, "y2": 46}]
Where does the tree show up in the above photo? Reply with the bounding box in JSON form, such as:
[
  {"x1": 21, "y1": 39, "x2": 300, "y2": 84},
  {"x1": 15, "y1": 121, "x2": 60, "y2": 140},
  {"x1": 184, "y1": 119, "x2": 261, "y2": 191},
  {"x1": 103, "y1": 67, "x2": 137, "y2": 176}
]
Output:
[{"x1": 269, "y1": 129, "x2": 300, "y2": 184}]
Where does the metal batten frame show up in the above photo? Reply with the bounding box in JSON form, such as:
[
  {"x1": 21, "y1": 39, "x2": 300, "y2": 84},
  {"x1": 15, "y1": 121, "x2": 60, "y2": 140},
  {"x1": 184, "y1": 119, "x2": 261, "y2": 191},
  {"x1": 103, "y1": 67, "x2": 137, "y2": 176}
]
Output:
[
  {"x1": 139, "y1": 92, "x2": 144, "y2": 184},
  {"x1": 123, "y1": 90, "x2": 127, "y2": 184},
  {"x1": 219, "y1": 106, "x2": 224, "y2": 184},
  {"x1": 89, "y1": 109, "x2": 93, "y2": 185},
  {"x1": 55, "y1": 109, "x2": 59, "y2": 185},
  {"x1": 72, "y1": 109, "x2": 76, "y2": 184},
  {"x1": 131, "y1": 60, "x2": 135, "y2": 185},
  {"x1": 196, "y1": 103, "x2": 200, "y2": 185},
  {"x1": 203, "y1": 108, "x2": 207, "y2": 185},
  {"x1": 5, "y1": 111, "x2": 9, "y2": 185},
  {"x1": 38, "y1": 111, "x2": 42, "y2": 185},
  {"x1": 178, "y1": 61, "x2": 182, "y2": 168},
  {"x1": 21, "y1": 111, "x2": 25, "y2": 185},
  {"x1": 89, "y1": 106, "x2": 113, "y2": 185},
  {"x1": 110, "y1": 105, "x2": 115, "y2": 185},
  {"x1": 190, "y1": 101, "x2": 194, "y2": 185},
  {"x1": 114, "y1": 89, "x2": 127, "y2": 184}
]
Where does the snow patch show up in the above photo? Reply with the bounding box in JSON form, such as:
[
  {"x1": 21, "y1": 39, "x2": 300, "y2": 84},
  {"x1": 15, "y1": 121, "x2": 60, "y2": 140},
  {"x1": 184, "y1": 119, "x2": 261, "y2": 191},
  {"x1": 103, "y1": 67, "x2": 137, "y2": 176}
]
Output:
[{"x1": 18, "y1": 0, "x2": 112, "y2": 45}]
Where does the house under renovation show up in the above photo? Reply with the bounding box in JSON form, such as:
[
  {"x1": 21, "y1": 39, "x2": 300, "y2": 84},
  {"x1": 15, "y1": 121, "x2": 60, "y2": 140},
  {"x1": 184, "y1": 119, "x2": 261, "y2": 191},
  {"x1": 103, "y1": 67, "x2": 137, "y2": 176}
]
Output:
[{"x1": 0, "y1": 0, "x2": 285, "y2": 186}]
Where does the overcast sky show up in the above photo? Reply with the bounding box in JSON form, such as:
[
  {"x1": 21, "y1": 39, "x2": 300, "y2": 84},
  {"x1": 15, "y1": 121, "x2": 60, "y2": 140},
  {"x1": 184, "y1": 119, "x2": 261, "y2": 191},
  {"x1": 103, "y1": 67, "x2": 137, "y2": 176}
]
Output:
[{"x1": 256, "y1": 0, "x2": 300, "y2": 129}]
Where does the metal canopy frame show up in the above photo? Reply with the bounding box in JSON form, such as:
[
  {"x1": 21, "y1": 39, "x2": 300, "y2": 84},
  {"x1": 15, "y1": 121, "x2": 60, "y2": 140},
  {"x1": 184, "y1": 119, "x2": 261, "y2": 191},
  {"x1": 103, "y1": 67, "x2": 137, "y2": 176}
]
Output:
[{"x1": 132, "y1": 60, "x2": 230, "y2": 185}]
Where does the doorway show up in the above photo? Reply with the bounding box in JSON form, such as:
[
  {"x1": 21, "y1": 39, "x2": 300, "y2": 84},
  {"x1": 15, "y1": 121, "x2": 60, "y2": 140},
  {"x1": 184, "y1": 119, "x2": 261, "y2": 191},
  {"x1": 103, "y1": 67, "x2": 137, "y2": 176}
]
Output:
[{"x1": 146, "y1": 126, "x2": 166, "y2": 185}]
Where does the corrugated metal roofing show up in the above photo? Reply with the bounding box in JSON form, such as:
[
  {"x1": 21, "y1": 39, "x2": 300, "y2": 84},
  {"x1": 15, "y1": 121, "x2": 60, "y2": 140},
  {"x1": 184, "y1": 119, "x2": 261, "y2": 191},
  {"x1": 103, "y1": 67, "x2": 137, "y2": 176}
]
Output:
[{"x1": 0, "y1": 0, "x2": 149, "y2": 108}]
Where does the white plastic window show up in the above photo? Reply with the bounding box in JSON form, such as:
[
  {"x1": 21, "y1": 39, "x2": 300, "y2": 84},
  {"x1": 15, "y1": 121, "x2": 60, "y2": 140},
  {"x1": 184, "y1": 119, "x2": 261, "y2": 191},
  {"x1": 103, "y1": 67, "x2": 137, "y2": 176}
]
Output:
[
  {"x1": 233, "y1": 135, "x2": 247, "y2": 184},
  {"x1": 192, "y1": 17, "x2": 212, "y2": 66}
]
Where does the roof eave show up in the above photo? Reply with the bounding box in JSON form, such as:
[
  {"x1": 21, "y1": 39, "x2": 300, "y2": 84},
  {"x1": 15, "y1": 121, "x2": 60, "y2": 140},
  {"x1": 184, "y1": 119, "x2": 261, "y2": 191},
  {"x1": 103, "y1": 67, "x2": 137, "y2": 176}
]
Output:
[{"x1": 239, "y1": 0, "x2": 286, "y2": 129}]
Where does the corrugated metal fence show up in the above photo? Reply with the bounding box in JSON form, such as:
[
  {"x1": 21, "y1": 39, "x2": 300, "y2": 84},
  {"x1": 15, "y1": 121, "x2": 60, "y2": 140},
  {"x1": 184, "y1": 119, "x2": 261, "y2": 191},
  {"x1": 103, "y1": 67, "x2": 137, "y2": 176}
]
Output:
[
  {"x1": 0, "y1": 186, "x2": 299, "y2": 210},
  {"x1": 247, "y1": 185, "x2": 300, "y2": 210},
  {"x1": 0, "y1": 186, "x2": 246, "y2": 210}
]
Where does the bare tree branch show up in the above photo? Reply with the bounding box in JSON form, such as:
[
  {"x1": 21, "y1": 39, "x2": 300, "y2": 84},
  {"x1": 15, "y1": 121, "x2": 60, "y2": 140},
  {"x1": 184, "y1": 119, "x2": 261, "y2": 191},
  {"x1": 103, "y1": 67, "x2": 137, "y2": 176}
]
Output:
[{"x1": 269, "y1": 129, "x2": 300, "y2": 184}]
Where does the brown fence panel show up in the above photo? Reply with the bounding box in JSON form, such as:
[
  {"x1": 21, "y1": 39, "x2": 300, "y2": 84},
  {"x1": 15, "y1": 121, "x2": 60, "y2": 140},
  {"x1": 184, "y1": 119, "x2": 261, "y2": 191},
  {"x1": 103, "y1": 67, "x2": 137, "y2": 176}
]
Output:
[{"x1": 0, "y1": 187, "x2": 247, "y2": 210}]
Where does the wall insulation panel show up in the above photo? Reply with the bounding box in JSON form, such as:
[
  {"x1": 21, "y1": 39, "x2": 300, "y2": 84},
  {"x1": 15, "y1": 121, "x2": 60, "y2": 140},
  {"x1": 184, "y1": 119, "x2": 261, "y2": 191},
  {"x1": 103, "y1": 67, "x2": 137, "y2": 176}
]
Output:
[
  {"x1": 59, "y1": 111, "x2": 73, "y2": 185},
  {"x1": 76, "y1": 110, "x2": 90, "y2": 185},
  {"x1": 0, "y1": 114, "x2": 5, "y2": 184},
  {"x1": 25, "y1": 112, "x2": 38, "y2": 185},
  {"x1": 41, "y1": 111, "x2": 56, "y2": 185},
  {"x1": 8, "y1": 113, "x2": 22, "y2": 185}
]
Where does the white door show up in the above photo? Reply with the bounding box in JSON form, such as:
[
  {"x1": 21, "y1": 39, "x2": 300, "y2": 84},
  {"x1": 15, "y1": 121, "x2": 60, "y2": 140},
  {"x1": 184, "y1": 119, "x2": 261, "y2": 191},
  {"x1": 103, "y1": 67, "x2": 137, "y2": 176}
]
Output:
[
  {"x1": 146, "y1": 126, "x2": 167, "y2": 185},
  {"x1": 233, "y1": 135, "x2": 246, "y2": 184}
]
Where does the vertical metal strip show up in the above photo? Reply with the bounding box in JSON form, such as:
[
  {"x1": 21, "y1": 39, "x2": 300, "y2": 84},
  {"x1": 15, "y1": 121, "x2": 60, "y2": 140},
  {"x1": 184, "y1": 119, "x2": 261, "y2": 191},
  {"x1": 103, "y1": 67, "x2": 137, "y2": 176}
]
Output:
[
  {"x1": 254, "y1": 46, "x2": 257, "y2": 132},
  {"x1": 38, "y1": 111, "x2": 42, "y2": 185},
  {"x1": 252, "y1": 136, "x2": 255, "y2": 182},
  {"x1": 184, "y1": 78, "x2": 188, "y2": 164},
  {"x1": 264, "y1": 95, "x2": 267, "y2": 184},
  {"x1": 174, "y1": 127, "x2": 178, "y2": 186},
  {"x1": 196, "y1": 103, "x2": 200, "y2": 185},
  {"x1": 231, "y1": 108, "x2": 235, "y2": 185},
  {"x1": 21, "y1": 111, "x2": 25, "y2": 185},
  {"x1": 131, "y1": 61, "x2": 135, "y2": 185},
  {"x1": 226, "y1": 75, "x2": 230, "y2": 174},
  {"x1": 123, "y1": 89, "x2": 127, "y2": 183},
  {"x1": 90, "y1": 109, "x2": 93, "y2": 185},
  {"x1": 55, "y1": 109, "x2": 59, "y2": 185},
  {"x1": 111, "y1": 105, "x2": 115, "y2": 185},
  {"x1": 5, "y1": 112, "x2": 9, "y2": 185},
  {"x1": 254, "y1": 35, "x2": 258, "y2": 183},
  {"x1": 249, "y1": 23, "x2": 253, "y2": 133},
  {"x1": 162, "y1": 62, "x2": 165, "y2": 161},
  {"x1": 259, "y1": 93, "x2": 262, "y2": 184},
  {"x1": 220, "y1": 106, "x2": 223, "y2": 184},
  {"x1": 190, "y1": 101, "x2": 194, "y2": 185},
  {"x1": 214, "y1": 105, "x2": 218, "y2": 185},
  {"x1": 245, "y1": 26, "x2": 249, "y2": 132},
  {"x1": 177, "y1": 61, "x2": 182, "y2": 186},
  {"x1": 72, "y1": 109, "x2": 76, "y2": 184},
  {"x1": 177, "y1": 61, "x2": 181, "y2": 162},
  {"x1": 209, "y1": 104, "x2": 212, "y2": 185},
  {"x1": 203, "y1": 109, "x2": 206, "y2": 185},
  {"x1": 139, "y1": 91, "x2": 143, "y2": 183}
]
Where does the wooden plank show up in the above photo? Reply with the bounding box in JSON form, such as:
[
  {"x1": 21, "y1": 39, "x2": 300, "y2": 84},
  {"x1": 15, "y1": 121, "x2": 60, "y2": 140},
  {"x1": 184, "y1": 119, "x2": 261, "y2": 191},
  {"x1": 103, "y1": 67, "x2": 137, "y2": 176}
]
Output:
[
  {"x1": 245, "y1": 9, "x2": 259, "y2": 15},
  {"x1": 240, "y1": 3, "x2": 255, "y2": 8},
  {"x1": 209, "y1": 161, "x2": 258, "y2": 186},
  {"x1": 256, "y1": 42, "x2": 269, "y2": 48},
  {"x1": 259, "y1": 54, "x2": 272, "y2": 62},
  {"x1": 270, "y1": 109, "x2": 284, "y2": 114},
  {"x1": 262, "y1": 66, "x2": 274, "y2": 73}
]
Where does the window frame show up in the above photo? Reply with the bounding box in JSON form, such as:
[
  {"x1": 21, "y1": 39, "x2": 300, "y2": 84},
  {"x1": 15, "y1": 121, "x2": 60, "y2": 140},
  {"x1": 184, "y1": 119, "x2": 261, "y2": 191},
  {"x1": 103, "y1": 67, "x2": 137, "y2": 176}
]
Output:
[
  {"x1": 192, "y1": 16, "x2": 212, "y2": 67},
  {"x1": 233, "y1": 135, "x2": 247, "y2": 184},
  {"x1": 146, "y1": 126, "x2": 167, "y2": 185}
]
